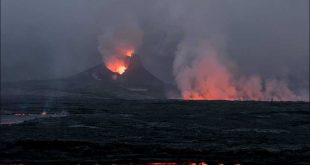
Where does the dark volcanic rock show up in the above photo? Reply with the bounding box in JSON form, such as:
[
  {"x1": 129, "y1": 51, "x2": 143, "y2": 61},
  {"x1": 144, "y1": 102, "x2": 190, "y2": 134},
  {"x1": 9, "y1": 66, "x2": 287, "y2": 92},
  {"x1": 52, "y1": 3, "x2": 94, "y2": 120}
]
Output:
[
  {"x1": 1, "y1": 55, "x2": 168, "y2": 99},
  {"x1": 0, "y1": 95, "x2": 309, "y2": 164}
]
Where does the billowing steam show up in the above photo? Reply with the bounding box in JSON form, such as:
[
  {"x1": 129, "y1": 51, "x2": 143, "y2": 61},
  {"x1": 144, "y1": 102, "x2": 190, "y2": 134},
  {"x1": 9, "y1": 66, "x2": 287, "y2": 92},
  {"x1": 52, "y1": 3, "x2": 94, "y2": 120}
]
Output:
[
  {"x1": 3, "y1": 1, "x2": 308, "y2": 101},
  {"x1": 169, "y1": 1, "x2": 308, "y2": 101},
  {"x1": 173, "y1": 40, "x2": 305, "y2": 101},
  {"x1": 98, "y1": 21, "x2": 142, "y2": 74},
  {"x1": 95, "y1": 0, "x2": 308, "y2": 101}
]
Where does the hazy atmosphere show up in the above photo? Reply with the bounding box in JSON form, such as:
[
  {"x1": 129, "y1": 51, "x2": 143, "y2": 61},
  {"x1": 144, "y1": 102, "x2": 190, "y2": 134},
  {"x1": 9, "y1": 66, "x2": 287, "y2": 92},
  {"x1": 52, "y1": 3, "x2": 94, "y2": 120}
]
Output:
[
  {"x1": 1, "y1": 2, "x2": 310, "y2": 163},
  {"x1": 1, "y1": 0, "x2": 309, "y2": 100}
]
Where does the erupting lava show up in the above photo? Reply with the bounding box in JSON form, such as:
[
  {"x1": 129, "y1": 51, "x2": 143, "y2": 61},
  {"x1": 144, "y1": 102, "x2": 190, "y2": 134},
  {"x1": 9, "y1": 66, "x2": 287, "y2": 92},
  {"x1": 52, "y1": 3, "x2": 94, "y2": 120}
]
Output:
[
  {"x1": 98, "y1": 23, "x2": 142, "y2": 76},
  {"x1": 124, "y1": 48, "x2": 134, "y2": 57},
  {"x1": 105, "y1": 48, "x2": 135, "y2": 75},
  {"x1": 116, "y1": 66, "x2": 127, "y2": 74},
  {"x1": 106, "y1": 61, "x2": 127, "y2": 75}
]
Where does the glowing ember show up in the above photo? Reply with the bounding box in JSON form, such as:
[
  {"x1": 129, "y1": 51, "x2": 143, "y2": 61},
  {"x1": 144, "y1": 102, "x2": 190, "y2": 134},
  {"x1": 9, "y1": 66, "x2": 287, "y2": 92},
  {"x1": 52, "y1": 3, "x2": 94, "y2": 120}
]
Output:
[
  {"x1": 125, "y1": 49, "x2": 134, "y2": 57},
  {"x1": 116, "y1": 65, "x2": 127, "y2": 74}
]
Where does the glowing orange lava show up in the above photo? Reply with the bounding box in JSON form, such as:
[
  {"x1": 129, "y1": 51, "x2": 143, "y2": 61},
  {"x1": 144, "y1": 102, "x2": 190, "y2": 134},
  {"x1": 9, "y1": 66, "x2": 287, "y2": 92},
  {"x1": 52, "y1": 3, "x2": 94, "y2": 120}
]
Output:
[
  {"x1": 105, "y1": 48, "x2": 135, "y2": 75},
  {"x1": 106, "y1": 59, "x2": 128, "y2": 75},
  {"x1": 116, "y1": 66, "x2": 127, "y2": 74}
]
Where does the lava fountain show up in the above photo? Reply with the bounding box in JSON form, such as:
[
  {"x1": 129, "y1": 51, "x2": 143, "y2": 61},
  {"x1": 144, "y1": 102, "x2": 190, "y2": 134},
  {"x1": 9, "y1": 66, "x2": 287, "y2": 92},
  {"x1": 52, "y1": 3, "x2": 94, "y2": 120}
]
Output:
[
  {"x1": 105, "y1": 48, "x2": 135, "y2": 75},
  {"x1": 98, "y1": 22, "x2": 142, "y2": 76}
]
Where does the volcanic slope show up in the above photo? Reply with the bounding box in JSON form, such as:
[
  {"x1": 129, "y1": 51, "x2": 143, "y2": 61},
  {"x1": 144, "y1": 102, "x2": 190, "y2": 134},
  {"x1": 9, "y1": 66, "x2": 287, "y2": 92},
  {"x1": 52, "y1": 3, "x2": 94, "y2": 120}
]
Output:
[{"x1": 1, "y1": 55, "x2": 168, "y2": 99}]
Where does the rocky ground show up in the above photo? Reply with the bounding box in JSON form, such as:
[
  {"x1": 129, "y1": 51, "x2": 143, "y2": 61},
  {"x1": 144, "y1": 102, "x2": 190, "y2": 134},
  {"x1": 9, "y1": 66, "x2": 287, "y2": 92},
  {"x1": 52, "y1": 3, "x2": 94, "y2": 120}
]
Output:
[{"x1": 0, "y1": 95, "x2": 309, "y2": 165}]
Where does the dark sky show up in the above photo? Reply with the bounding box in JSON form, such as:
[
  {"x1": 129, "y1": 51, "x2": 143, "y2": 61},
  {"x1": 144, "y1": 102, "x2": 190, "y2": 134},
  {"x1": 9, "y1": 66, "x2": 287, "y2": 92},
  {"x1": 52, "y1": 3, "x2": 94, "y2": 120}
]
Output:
[{"x1": 1, "y1": 0, "x2": 309, "y2": 91}]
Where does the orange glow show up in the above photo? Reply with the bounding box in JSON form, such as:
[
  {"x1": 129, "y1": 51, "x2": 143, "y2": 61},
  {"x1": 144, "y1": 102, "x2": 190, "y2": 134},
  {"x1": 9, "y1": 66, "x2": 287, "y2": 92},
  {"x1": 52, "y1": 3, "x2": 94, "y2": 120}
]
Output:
[
  {"x1": 175, "y1": 53, "x2": 239, "y2": 101},
  {"x1": 175, "y1": 44, "x2": 305, "y2": 101},
  {"x1": 116, "y1": 66, "x2": 127, "y2": 74},
  {"x1": 105, "y1": 48, "x2": 134, "y2": 75},
  {"x1": 106, "y1": 59, "x2": 128, "y2": 75},
  {"x1": 124, "y1": 49, "x2": 134, "y2": 57},
  {"x1": 183, "y1": 90, "x2": 237, "y2": 101}
]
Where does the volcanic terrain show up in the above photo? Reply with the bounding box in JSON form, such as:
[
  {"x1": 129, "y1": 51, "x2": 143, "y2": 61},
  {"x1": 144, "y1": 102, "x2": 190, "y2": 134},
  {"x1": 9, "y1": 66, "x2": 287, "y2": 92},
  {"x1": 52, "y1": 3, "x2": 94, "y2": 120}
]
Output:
[
  {"x1": 1, "y1": 54, "x2": 168, "y2": 99},
  {"x1": 1, "y1": 54, "x2": 309, "y2": 165}
]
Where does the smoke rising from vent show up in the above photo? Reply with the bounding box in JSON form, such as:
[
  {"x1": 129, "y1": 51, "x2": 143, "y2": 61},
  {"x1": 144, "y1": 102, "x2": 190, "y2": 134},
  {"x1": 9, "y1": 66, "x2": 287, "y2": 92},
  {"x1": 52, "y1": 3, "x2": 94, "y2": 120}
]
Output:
[{"x1": 98, "y1": 21, "x2": 143, "y2": 74}]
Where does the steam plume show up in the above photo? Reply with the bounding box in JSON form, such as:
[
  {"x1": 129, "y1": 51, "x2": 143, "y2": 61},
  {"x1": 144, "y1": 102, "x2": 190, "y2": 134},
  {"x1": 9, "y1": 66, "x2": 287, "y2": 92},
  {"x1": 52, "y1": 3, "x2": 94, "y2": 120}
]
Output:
[
  {"x1": 173, "y1": 39, "x2": 307, "y2": 101},
  {"x1": 170, "y1": 1, "x2": 308, "y2": 101}
]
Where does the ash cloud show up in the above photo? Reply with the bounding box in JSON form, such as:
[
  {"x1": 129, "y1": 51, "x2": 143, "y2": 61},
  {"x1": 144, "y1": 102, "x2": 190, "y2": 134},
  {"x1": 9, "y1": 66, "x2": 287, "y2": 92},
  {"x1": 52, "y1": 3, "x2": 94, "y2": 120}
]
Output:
[{"x1": 2, "y1": 0, "x2": 309, "y2": 100}]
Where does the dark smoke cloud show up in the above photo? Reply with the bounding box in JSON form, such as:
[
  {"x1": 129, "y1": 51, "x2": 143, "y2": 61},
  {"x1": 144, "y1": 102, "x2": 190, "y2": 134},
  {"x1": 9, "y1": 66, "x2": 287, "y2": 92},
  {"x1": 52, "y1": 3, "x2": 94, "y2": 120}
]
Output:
[{"x1": 1, "y1": 0, "x2": 309, "y2": 99}]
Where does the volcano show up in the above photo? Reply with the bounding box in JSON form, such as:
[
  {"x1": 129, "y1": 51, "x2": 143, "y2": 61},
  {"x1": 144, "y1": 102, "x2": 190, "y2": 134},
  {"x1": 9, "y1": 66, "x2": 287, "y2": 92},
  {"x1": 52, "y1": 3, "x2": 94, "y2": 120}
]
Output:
[{"x1": 1, "y1": 54, "x2": 168, "y2": 99}]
